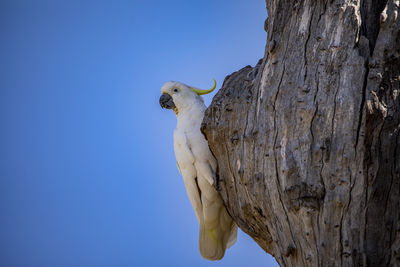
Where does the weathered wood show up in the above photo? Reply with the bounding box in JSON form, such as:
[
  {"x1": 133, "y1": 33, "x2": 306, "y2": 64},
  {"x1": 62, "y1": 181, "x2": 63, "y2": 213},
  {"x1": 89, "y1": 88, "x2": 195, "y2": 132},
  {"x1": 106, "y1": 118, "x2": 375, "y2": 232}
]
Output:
[{"x1": 202, "y1": 1, "x2": 400, "y2": 266}]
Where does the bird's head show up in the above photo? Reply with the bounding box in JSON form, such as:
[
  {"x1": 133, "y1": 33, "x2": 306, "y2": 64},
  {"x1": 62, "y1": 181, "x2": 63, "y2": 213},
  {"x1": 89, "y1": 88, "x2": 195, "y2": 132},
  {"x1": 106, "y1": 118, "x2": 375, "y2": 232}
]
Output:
[{"x1": 159, "y1": 79, "x2": 216, "y2": 115}]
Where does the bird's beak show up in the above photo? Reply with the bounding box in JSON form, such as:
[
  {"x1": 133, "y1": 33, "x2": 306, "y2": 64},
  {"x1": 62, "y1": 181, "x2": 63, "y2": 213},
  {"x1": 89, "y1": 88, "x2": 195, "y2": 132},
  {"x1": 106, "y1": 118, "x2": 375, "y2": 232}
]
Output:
[{"x1": 159, "y1": 93, "x2": 176, "y2": 109}]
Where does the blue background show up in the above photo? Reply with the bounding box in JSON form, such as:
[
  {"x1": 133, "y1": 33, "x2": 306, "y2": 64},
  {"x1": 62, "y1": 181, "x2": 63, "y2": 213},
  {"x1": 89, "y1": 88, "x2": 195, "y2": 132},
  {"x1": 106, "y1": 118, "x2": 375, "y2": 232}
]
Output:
[{"x1": 0, "y1": 1, "x2": 278, "y2": 266}]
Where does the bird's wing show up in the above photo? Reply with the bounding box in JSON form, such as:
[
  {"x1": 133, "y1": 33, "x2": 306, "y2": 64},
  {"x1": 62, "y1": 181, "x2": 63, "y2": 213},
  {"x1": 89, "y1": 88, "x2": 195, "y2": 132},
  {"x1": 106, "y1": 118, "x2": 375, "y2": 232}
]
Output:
[
  {"x1": 176, "y1": 161, "x2": 182, "y2": 175},
  {"x1": 191, "y1": 134, "x2": 218, "y2": 185},
  {"x1": 195, "y1": 161, "x2": 215, "y2": 186},
  {"x1": 175, "y1": 129, "x2": 237, "y2": 260},
  {"x1": 174, "y1": 130, "x2": 203, "y2": 223},
  {"x1": 194, "y1": 144, "x2": 238, "y2": 260}
]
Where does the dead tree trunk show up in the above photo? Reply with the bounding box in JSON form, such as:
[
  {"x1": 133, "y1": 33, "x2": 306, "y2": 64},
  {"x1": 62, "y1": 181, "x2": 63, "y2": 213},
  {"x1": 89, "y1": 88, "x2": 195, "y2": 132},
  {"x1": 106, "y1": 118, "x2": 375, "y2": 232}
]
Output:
[{"x1": 201, "y1": 0, "x2": 400, "y2": 266}]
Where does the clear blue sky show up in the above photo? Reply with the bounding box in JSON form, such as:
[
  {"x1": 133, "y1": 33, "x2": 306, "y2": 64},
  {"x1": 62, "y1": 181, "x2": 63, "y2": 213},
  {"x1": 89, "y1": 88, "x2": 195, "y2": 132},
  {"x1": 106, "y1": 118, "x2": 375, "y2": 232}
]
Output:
[{"x1": 0, "y1": 1, "x2": 278, "y2": 266}]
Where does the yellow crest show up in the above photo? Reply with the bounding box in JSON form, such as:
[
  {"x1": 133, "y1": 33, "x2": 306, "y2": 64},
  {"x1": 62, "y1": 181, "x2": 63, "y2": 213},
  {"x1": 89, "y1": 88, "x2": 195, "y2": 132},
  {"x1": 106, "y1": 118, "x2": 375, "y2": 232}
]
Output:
[{"x1": 190, "y1": 79, "x2": 216, "y2": 95}]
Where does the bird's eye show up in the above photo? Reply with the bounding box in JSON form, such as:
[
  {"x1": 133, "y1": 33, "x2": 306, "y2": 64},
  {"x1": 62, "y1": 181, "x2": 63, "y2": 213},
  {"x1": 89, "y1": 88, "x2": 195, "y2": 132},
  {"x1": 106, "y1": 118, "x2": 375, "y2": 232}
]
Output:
[{"x1": 173, "y1": 88, "x2": 179, "y2": 93}]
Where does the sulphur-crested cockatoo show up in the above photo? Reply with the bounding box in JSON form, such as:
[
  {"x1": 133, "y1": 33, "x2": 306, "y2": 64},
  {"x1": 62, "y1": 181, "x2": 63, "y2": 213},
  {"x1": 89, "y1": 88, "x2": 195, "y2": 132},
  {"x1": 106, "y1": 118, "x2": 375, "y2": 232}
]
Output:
[{"x1": 159, "y1": 79, "x2": 237, "y2": 260}]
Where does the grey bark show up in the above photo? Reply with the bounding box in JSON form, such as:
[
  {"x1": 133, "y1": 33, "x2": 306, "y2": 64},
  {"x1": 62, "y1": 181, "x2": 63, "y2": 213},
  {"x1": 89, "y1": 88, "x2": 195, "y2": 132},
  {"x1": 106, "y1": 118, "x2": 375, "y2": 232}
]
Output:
[{"x1": 201, "y1": 0, "x2": 400, "y2": 266}]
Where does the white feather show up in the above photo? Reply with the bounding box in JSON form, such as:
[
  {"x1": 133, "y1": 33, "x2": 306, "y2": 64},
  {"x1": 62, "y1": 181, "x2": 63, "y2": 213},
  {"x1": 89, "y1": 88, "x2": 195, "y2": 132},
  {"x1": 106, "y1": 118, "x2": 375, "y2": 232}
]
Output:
[{"x1": 162, "y1": 81, "x2": 237, "y2": 260}]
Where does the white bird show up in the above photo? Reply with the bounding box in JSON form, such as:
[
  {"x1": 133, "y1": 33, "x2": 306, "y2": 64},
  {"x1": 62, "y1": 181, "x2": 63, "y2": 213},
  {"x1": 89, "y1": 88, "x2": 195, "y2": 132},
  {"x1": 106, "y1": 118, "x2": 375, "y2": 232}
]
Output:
[{"x1": 159, "y1": 79, "x2": 237, "y2": 260}]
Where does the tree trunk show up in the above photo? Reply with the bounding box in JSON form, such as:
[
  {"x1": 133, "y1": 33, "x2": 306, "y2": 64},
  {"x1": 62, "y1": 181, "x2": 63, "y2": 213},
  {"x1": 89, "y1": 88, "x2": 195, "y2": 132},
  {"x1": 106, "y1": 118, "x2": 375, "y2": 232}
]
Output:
[{"x1": 201, "y1": 0, "x2": 400, "y2": 266}]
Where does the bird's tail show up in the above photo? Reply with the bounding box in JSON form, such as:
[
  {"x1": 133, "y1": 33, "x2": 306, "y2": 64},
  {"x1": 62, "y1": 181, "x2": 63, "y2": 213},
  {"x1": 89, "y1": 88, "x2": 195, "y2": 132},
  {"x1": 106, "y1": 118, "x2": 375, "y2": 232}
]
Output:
[{"x1": 199, "y1": 204, "x2": 237, "y2": 260}]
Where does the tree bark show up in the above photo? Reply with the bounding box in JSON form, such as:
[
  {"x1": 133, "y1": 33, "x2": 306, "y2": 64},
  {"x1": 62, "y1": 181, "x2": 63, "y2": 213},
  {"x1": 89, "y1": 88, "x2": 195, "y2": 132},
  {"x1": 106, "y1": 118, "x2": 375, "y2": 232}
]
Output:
[{"x1": 201, "y1": 0, "x2": 400, "y2": 266}]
